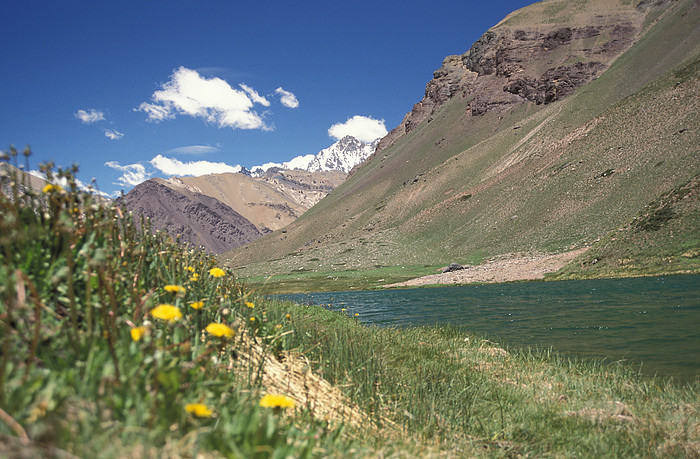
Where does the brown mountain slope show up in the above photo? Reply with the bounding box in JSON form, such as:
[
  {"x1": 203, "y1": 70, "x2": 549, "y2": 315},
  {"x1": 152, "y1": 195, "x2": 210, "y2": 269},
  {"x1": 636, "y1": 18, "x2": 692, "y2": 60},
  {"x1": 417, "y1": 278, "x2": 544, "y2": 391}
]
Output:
[
  {"x1": 118, "y1": 179, "x2": 262, "y2": 254},
  {"x1": 224, "y1": 0, "x2": 699, "y2": 288},
  {"x1": 161, "y1": 169, "x2": 347, "y2": 232}
]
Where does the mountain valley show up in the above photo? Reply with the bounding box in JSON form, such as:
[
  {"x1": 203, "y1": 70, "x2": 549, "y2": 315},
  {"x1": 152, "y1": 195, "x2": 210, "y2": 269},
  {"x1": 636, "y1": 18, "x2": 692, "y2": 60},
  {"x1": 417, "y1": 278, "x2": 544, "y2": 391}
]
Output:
[{"x1": 224, "y1": 0, "x2": 700, "y2": 292}]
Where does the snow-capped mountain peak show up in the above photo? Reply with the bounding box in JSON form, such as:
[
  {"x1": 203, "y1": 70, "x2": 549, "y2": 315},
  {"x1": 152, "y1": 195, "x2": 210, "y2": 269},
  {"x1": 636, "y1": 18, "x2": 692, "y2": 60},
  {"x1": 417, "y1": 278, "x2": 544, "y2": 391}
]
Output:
[
  {"x1": 309, "y1": 136, "x2": 377, "y2": 173},
  {"x1": 251, "y1": 135, "x2": 377, "y2": 175}
]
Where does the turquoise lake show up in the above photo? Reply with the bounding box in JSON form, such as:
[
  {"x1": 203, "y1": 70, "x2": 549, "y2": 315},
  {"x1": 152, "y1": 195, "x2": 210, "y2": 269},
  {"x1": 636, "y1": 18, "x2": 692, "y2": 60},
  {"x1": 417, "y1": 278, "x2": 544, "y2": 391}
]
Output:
[{"x1": 280, "y1": 274, "x2": 700, "y2": 383}]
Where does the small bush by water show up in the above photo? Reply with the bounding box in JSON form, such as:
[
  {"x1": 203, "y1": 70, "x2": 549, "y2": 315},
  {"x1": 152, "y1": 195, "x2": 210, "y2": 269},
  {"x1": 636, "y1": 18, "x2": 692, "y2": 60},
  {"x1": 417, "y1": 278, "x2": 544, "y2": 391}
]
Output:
[{"x1": 1, "y1": 152, "x2": 698, "y2": 457}]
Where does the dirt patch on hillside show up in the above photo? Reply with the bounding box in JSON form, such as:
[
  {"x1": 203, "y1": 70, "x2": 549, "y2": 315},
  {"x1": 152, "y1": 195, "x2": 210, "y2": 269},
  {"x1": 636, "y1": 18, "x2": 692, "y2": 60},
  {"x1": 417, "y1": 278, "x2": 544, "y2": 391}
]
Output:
[{"x1": 386, "y1": 248, "x2": 588, "y2": 288}]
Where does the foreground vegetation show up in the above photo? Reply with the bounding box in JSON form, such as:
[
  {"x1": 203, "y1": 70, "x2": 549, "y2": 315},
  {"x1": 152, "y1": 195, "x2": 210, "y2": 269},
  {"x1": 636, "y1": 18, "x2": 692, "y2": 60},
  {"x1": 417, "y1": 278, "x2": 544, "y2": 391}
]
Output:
[{"x1": 1, "y1": 158, "x2": 698, "y2": 457}]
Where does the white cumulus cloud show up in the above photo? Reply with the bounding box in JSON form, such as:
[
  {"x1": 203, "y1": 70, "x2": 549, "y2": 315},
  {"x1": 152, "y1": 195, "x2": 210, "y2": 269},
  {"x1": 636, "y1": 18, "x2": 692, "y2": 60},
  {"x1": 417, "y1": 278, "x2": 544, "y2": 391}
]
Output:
[
  {"x1": 136, "y1": 67, "x2": 270, "y2": 130},
  {"x1": 275, "y1": 87, "x2": 299, "y2": 108},
  {"x1": 75, "y1": 109, "x2": 105, "y2": 124},
  {"x1": 328, "y1": 115, "x2": 388, "y2": 143},
  {"x1": 105, "y1": 161, "x2": 150, "y2": 187},
  {"x1": 104, "y1": 129, "x2": 124, "y2": 140},
  {"x1": 150, "y1": 154, "x2": 242, "y2": 176}
]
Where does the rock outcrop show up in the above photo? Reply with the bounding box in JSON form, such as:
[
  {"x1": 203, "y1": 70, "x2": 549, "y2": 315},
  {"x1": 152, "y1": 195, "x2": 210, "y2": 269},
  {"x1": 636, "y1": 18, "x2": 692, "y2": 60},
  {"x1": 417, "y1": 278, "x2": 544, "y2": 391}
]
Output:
[
  {"x1": 442, "y1": 263, "x2": 466, "y2": 273},
  {"x1": 376, "y1": 1, "x2": 659, "y2": 152}
]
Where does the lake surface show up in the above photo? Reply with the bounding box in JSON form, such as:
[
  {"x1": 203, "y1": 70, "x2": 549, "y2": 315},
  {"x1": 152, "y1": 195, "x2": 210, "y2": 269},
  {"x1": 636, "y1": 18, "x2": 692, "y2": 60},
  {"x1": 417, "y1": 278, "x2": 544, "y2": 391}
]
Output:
[{"x1": 280, "y1": 275, "x2": 700, "y2": 383}]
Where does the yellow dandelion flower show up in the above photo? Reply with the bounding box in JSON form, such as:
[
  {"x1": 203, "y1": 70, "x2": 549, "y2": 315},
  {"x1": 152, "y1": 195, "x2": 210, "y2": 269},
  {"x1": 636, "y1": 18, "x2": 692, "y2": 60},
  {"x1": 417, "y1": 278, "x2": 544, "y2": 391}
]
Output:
[
  {"x1": 209, "y1": 267, "x2": 226, "y2": 278},
  {"x1": 205, "y1": 323, "x2": 234, "y2": 338},
  {"x1": 341, "y1": 308, "x2": 346, "y2": 312},
  {"x1": 186, "y1": 266, "x2": 195, "y2": 272},
  {"x1": 190, "y1": 273, "x2": 199, "y2": 282},
  {"x1": 275, "y1": 324, "x2": 282, "y2": 329},
  {"x1": 42, "y1": 183, "x2": 64, "y2": 193},
  {"x1": 130, "y1": 326, "x2": 147, "y2": 342},
  {"x1": 245, "y1": 301, "x2": 255, "y2": 309},
  {"x1": 259, "y1": 394, "x2": 296, "y2": 409},
  {"x1": 354, "y1": 313, "x2": 359, "y2": 317},
  {"x1": 189, "y1": 301, "x2": 204, "y2": 310},
  {"x1": 249, "y1": 317, "x2": 256, "y2": 322},
  {"x1": 164, "y1": 284, "x2": 186, "y2": 294},
  {"x1": 285, "y1": 314, "x2": 291, "y2": 320},
  {"x1": 185, "y1": 403, "x2": 212, "y2": 418},
  {"x1": 151, "y1": 304, "x2": 182, "y2": 322}
]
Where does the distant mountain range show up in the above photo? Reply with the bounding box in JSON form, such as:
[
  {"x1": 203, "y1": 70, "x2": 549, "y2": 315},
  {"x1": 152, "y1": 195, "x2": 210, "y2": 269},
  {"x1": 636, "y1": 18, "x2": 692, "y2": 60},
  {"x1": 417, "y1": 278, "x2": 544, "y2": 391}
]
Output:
[{"x1": 117, "y1": 135, "x2": 378, "y2": 253}]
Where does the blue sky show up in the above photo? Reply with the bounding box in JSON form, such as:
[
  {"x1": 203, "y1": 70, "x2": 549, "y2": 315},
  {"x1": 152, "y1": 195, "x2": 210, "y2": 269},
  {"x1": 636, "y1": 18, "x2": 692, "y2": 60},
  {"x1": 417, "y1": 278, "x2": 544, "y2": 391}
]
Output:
[{"x1": 1, "y1": 0, "x2": 535, "y2": 197}]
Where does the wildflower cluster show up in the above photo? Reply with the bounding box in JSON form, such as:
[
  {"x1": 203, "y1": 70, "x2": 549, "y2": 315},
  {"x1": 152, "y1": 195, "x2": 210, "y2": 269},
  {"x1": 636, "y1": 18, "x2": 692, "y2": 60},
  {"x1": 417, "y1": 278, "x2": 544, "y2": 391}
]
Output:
[{"x1": 126, "y1": 261, "x2": 296, "y2": 420}]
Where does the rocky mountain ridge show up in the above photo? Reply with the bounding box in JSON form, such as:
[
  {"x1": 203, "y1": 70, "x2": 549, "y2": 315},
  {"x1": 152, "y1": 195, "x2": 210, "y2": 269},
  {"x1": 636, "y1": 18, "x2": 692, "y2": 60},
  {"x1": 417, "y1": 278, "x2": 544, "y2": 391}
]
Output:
[
  {"x1": 376, "y1": 0, "x2": 663, "y2": 153},
  {"x1": 117, "y1": 179, "x2": 263, "y2": 254},
  {"x1": 170, "y1": 169, "x2": 347, "y2": 232}
]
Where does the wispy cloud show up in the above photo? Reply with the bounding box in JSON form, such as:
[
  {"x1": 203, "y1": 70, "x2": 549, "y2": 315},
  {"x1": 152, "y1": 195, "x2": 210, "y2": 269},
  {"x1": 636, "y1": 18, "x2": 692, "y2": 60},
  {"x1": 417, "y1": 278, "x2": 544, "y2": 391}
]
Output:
[
  {"x1": 76, "y1": 108, "x2": 126, "y2": 141},
  {"x1": 166, "y1": 145, "x2": 220, "y2": 155},
  {"x1": 136, "y1": 67, "x2": 272, "y2": 130},
  {"x1": 328, "y1": 115, "x2": 387, "y2": 143},
  {"x1": 137, "y1": 102, "x2": 172, "y2": 122},
  {"x1": 105, "y1": 161, "x2": 150, "y2": 187},
  {"x1": 75, "y1": 109, "x2": 105, "y2": 124},
  {"x1": 150, "y1": 154, "x2": 242, "y2": 176},
  {"x1": 275, "y1": 87, "x2": 299, "y2": 108},
  {"x1": 104, "y1": 129, "x2": 124, "y2": 140},
  {"x1": 240, "y1": 84, "x2": 270, "y2": 107}
]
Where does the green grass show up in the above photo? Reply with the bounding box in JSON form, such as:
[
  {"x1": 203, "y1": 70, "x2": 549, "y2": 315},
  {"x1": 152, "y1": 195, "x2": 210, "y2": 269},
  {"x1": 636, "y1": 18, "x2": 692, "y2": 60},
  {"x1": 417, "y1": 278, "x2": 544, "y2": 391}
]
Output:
[
  {"x1": 243, "y1": 264, "x2": 442, "y2": 294},
  {"x1": 1, "y1": 154, "x2": 698, "y2": 457}
]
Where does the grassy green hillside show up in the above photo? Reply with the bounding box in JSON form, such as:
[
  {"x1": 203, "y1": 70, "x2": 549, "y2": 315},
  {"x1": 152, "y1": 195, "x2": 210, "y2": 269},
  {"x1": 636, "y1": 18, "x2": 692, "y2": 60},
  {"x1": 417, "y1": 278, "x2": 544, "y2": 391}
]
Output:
[{"x1": 225, "y1": 0, "x2": 700, "y2": 292}]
